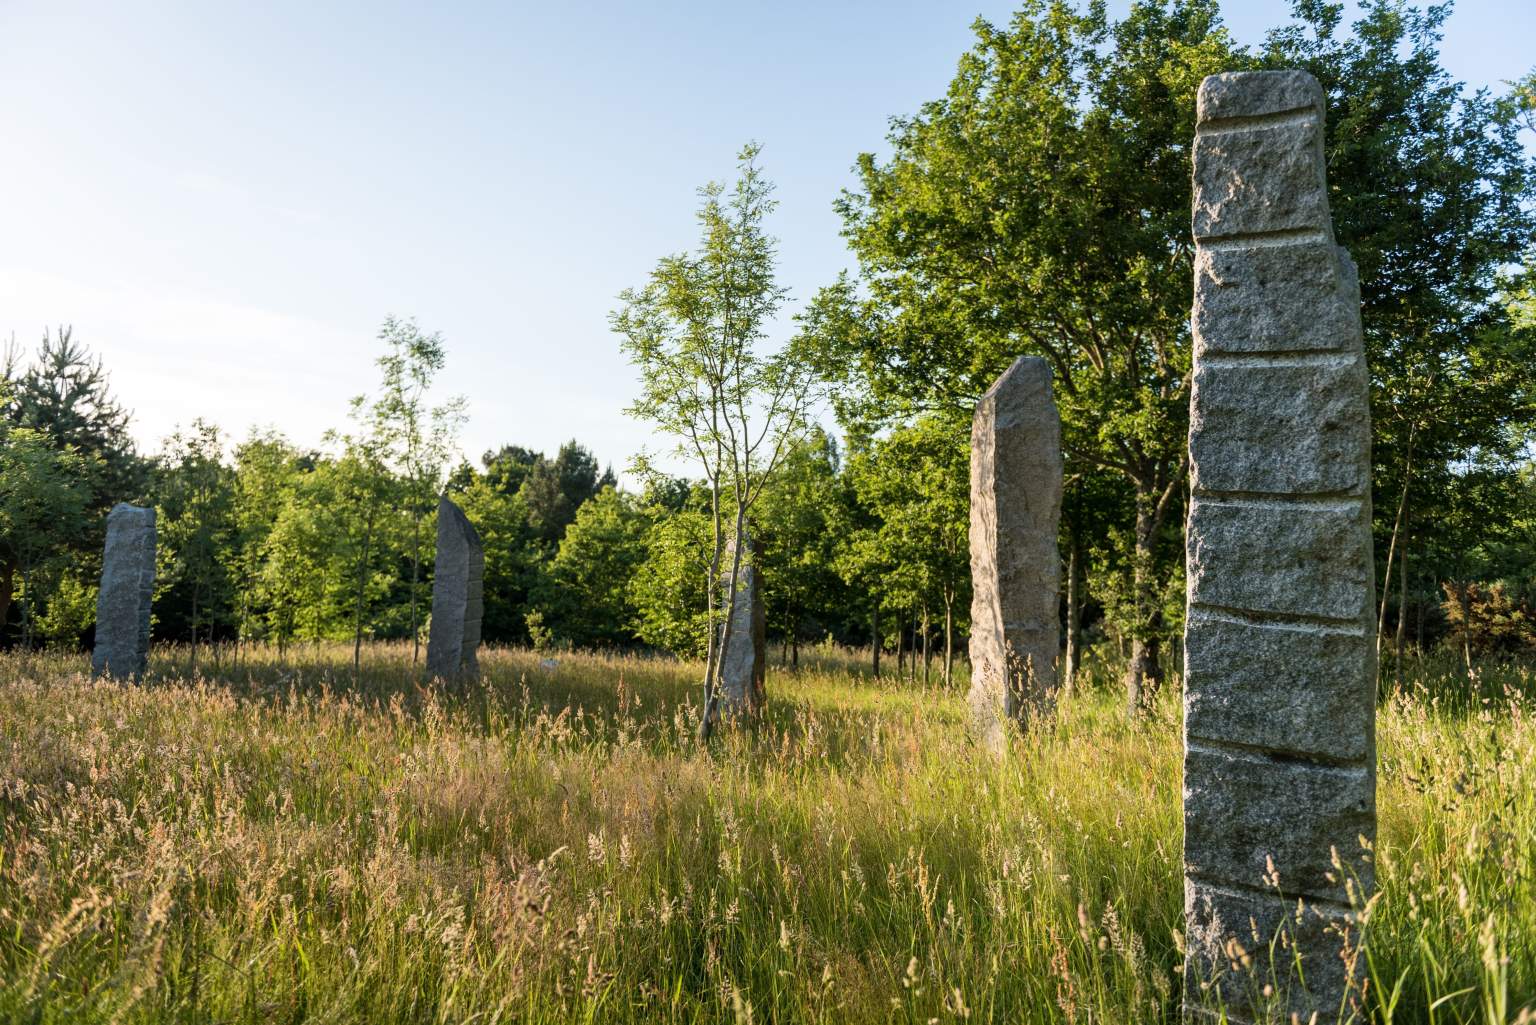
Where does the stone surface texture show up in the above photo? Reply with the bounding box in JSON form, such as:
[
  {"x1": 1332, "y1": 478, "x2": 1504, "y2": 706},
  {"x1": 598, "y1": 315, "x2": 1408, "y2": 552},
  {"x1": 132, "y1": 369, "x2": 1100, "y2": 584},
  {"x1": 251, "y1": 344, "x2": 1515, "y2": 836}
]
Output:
[
  {"x1": 717, "y1": 533, "x2": 766, "y2": 718},
  {"x1": 1183, "y1": 71, "x2": 1376, "y2": 1025},
  {"x1": 967, "y1": 356, "x2": 1062, "y2": 749},
  {"x1": 425, "y1": 496, "x2": 484, "y2": 680},
  {"x1": 92, "y1": 503, "x2": 156, "y2": 681}
]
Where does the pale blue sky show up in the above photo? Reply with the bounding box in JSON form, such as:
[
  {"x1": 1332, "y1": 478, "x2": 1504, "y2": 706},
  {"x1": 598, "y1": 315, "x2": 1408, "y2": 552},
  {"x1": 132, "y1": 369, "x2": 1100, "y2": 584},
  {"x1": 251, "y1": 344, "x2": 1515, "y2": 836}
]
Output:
[{"x1": 2, "y1": 1, "x2": 1531, "y2": 478}]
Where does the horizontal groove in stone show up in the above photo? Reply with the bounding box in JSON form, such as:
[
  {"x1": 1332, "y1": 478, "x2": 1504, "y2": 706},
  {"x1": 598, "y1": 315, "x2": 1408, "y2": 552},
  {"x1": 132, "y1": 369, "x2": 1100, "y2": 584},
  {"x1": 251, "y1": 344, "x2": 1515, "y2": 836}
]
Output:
[
  {"x1": 1195, "y1": 226, "x2": 1330, "y2": 250},
  {"x1": 1184, "y1": 872, "x2": 1356, "y2": 912},
  {"x1": 1185, "y1": 734, "x2": 1369, "y2": 771},
  {"x1": 1195, "y1": 106, "x2": 1319, "y2": 135},
  {"x1": 1191, "y1": 491, "x2": 1365, "y2": 513},
  {"x1": 1196, "y1": 351, "x2": 1360, "y2": 370},
  {"x1": 1188, "y1": 602, "x2": 1367, "y2": 635}
]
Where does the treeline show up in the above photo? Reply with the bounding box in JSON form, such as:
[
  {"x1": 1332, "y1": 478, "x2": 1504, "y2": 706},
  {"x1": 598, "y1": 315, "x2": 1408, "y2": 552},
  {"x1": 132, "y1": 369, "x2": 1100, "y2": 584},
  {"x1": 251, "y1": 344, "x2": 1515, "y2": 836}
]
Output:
[
  {"x1": 4, "y1": 1, "x2": 1536, "y2": 693},
  {"x1": 0, "y1": 326, "x2": 969, "y2": 678}
]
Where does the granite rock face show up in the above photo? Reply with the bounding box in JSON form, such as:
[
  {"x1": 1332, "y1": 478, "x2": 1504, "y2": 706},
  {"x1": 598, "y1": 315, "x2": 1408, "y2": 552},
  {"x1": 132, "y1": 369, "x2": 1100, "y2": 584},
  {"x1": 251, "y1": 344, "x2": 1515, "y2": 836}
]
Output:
[
  {"x1": 92, "y1": 503, "x2": 156, "y2": 681},
  {"x1": 717, "y1": 533, "x2": 765, "y2": 719},
  {"x1": 967, "y1": 356, "x2": 1062, "y2": 749},
  {"x1": 425, "y1": 496, "x2": 484, "y2": 680},
  {"x1": 1183, "y1": 70, "x2": 1376, "y2": 1024}
]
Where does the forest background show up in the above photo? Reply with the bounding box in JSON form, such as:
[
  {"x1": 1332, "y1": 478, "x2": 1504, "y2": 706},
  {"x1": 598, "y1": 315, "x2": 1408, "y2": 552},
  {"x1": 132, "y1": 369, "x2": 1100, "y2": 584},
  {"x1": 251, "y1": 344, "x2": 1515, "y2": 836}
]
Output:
[{"x1": 3, "y1": 0, "x2": 1536, "y2": 710}]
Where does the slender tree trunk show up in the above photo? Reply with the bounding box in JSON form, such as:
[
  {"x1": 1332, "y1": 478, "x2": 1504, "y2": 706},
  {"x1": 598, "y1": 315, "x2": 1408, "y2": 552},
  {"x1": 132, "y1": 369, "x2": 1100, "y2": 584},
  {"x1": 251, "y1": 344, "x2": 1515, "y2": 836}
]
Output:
[
  {"x1": 871, "y1": 604, "x2": 881, "y2": 679},
  {"x1": 698, "y1": 474, "x2": 725, "y2": 738},
  {"x1": 1064, "y1": 534, "x2": 1080, "y2": 697},
  {"x1": 921, "y1": 606, "x2": 931, "y2": 685},
  {"x1": 17, "y1": 563, "x2": 32, "y2": 651},
  {"x1": 1376, "y1": 430, "x2": 1414, "y2": 670},
  {"x1": 1454, "y1": 580, "x2": 1474, "y2": 680},
  {"x1": 909, "y1": 612, "x2": 918, "y2": 684},
  {"x1": 943, "y1": 591, "x2": 954, "y2": 688},
  {"x1": 1123, "y1": 499, "x2": 1164, "y2": 718},
  {"x1": 352, "y1": 506, "x2": 375, "y2": 676},
  {"x1": 1393, "y1": 506, "x2": 1410, "y2": 692},
  {"x1": 896, "y1": 617, "x2": 905, "y2": 678},
  {"x1": 791, "y1": 614, "x2": 799, "y2": 669},
  {"x1": 0, "y1": 559, "x2": 15, "y2": 643},
  {"x1": 701, "y1": 505, "x2": 749, "y2": 741},
  {"x1": 190, "y1": 585, "x2": 200, "y2": 676},
  {"x1": 1415, "y1": 575, "x2": 1425, "y2": 655},
  {"x1": 410, "y1": 504, "x2": 422, "y2": 666}
]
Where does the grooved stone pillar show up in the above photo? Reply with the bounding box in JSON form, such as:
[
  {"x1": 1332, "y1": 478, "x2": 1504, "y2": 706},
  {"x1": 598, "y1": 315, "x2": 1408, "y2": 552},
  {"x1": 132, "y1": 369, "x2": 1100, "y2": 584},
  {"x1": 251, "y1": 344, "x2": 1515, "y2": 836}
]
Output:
[
  {"x1": 967, "y1": 356, "x2": 1062, "y2": 749},
  {"x1": 1183, "y1": 70, "x2": 1375, "y2": 1023},
  {"x1": 92, "y1": 502, "x2": 156, "y2": 681},
  {"x1": 717, "y1": 533, "x2": 765, "y2": 719},
  {"x1": 426, "y1": 496, "x2": 484, "y2": 680}
]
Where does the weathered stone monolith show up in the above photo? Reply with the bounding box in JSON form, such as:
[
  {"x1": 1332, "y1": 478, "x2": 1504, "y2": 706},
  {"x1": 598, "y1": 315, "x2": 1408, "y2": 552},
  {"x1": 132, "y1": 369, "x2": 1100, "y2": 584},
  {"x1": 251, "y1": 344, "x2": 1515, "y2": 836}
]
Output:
[
  {"x1": 92, "y1": 502, "x2": 156, "y2": 681},
  {"x1": 967, "y1": 356, "x2": 1062, "y2": 749},
  {"x1": 426, "y1": 496, "x2": 484, "y2": 680},
  {"x1": 1183, "y1": 70, "x2": 1375, "y2": 1024},
  {"x1": 716, "y1": 533, "x2": 765, "y2": 719}
]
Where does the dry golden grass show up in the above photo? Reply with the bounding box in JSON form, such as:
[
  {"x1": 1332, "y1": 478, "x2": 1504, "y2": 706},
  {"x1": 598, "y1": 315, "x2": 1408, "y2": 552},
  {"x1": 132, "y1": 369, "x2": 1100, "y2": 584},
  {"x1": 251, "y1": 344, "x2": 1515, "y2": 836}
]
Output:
[{"x1": 0, "y1": 642, "x2": 1531, "y2": 1022}]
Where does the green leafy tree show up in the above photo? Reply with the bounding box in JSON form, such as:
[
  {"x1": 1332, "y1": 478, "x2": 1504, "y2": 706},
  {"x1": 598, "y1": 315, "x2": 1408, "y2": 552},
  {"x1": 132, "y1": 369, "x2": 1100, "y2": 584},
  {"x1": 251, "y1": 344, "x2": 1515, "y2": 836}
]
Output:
[
  {"x1": 519, "y1": 440, "x2": 615, "y2": 545},
  {"x1": 1, "y1": 327, "x2": 145, "y2": 638},
  {"x1": 539, "y1": 487, "x2": 652, "y2": 648},
  {"x1": 0, "y1": 423, "x2": 89, "y2": 648},
  {"x1": 631, "y1": 501, "x2": 714, "y2": 658},
  {"x1": 1265, "y1": 4, "x2": 1536, "y2": 682},
  {"x1": 753, "y1": 431, "x2": 850, "y2": 667},
  {"x1": 259, "y1": 461, "x2": 342, "y2": 649},
  {"x1": 453, "y1": 475, "x2": 545, "y2": 644},
  {"x1": 230, "y1": 430, "x2": 308, "y2": 649},
  {"x1": 155, "y1": 420, "x2": 238, "y2": 665},
  {"x1": 802, "y1": 1, "x2": 1234, "y2": 713},
  {"x1": 615, "y1": 143, "x2": 816, "y2": 735},
  {"x1": 480, "y1": 444, "x2": 543, "y2": 497},
  {"x1": 845, "y1": 417, "x2": 971, "y2": 685},
  {"x1": 365, "y1": 316, "x2": 466, "y2": 664},
  {"x1": 322, "y1": 423, "x2": 398, "y2": 671}
]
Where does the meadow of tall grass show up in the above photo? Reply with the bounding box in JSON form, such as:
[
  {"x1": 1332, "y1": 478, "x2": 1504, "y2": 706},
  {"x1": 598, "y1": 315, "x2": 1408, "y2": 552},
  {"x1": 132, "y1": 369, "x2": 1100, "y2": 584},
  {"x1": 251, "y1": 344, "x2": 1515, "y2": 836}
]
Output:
[{"x1": 0, "y1": 642, "x2": 1532, "y2": 1023}]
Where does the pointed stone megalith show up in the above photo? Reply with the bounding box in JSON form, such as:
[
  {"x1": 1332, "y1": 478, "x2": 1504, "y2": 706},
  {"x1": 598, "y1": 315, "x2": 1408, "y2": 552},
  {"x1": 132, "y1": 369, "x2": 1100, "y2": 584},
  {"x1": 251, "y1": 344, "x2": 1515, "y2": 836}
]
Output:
[
  {"x1": 92, "y1": 502, "x2": 156, "y2": 681},
  {"x1": 967, "y1": 356, "x2": 1062, "y2": 748},
  {"x1": 1183, "y1": 70, "x2": 1375, "y2": 1024},
  {"x1": 426, "y1": 496, "x2": 484, "y2": 680},
  {"x1": 716, "y1": 533, "x2": 765, "y2": 719}
]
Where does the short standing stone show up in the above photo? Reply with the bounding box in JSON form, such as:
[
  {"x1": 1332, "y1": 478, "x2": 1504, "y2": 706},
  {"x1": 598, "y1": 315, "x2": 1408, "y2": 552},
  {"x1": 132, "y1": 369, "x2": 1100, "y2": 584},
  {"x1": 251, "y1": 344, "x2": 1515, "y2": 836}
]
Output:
[
  {"x1": 967, "y1": 355, "x2": 1062, "y2": 748},
  {"x1": 92, "y1": 502, "x2": 156, "y2": 681},
  {"x1": 717, "y1": 533, "x2": 765, "y2": 719},
  {"x1": 425, "y1": 496, "x2": 484, "y2": 680},
  {"x1": 1183, "y1": 70, "x2": 1375, "y2": 1024}
]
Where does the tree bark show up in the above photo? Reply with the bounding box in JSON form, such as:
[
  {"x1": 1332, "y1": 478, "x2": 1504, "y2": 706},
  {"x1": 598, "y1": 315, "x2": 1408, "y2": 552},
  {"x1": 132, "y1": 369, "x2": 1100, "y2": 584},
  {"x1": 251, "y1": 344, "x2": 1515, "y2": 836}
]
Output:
[
  {"x1": 943, "y1": 592, "x2": 954, "y2": 688},
  {"x1": 1376, "y1": 428, "x2": 1414, "y2": 671},
  {"x1": 352, "y1": 506, "x2": 375, "y2": 676},
  {"x1": 1392, "y1": 505, "x2": 1410, "y2": 692},
  {"x1": 1064, "y1": 534, "x2": 1080, "y2": 697},
  {"x1": 17, "y1": 562, "x2": 33, "y2": 650},
  {"x1": 410, "y1": 504, "x2": 422, "y2": 666},
  {"x1": 1123, "y1": 497, "x2": 1165, "y2": 717},
  {"x1": 0, "y1": 559, "x2": 14, "y2": 644},
  {"x1": 190, "y1": 584, "x2": 200, "y2": 676},
  {"x1": 871, "y1": 604, "x2": 881, "y2": 678},
  {"x1": 921, "y1": 605, "x2": 931, "y2": 685}
]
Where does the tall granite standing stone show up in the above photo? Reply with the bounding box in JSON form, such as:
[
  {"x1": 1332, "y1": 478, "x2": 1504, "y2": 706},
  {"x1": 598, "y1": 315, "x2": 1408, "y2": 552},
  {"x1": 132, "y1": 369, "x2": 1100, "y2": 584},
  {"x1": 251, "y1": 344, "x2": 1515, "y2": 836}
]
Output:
[
  {"x1": 425, "y1": 496, "x2": 484, "y2": 680},
  {"x1": 92, "y1": 503, "x2": 156, "y2": 681},
  {"x1": 967, "y1": 356, "x2": 1062, "y2": 749},
  {"x1": 1183, "y1": 70, "x2": 1375, "y2": 1023},
  {"x1": 716, "y1": 533, "x2": 765, "y2": 719}
]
